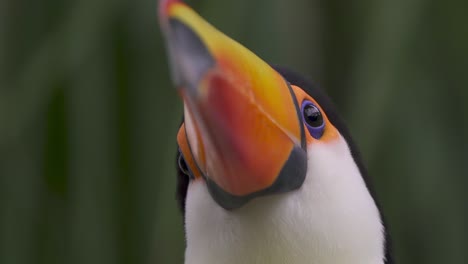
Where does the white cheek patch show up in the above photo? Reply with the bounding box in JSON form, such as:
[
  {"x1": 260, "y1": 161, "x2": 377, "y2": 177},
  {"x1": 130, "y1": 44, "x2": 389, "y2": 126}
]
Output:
[
  {"x1": 184, "y1": 136, "x2": 385, "y2": 264},
  {"x1": 301, "y1": 138, "x2": 385, "y2": 260}
]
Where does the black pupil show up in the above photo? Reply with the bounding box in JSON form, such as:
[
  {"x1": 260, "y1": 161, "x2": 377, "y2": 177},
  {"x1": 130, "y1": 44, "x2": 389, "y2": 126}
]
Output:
[
  {"x1": 178, "y1": 155, "x2": 190, "y2": 176},
  {"x1": 303, "y1": 104, "x2": 323, "y2": 127}
]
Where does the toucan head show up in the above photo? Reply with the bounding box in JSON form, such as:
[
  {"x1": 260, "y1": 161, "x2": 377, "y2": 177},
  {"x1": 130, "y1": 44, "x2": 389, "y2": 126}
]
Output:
[
  {"x1": 159, "y1": 0, "x2": 341, "y2": 210},
  {"x1": 159, "y1": 1, "x2": 390, "y2": 263}
]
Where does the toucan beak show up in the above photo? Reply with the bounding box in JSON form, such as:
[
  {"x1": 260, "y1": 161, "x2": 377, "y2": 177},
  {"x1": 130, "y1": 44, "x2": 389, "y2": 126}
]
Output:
[{"x1": 159, "y1": 0, "x2": 307, "y2": 209}]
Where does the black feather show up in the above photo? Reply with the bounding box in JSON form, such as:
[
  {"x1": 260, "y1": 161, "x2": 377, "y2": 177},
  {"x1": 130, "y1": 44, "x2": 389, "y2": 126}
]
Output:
[{"x1": 176, "y1": 151, "x2": 190, "y2": 215}]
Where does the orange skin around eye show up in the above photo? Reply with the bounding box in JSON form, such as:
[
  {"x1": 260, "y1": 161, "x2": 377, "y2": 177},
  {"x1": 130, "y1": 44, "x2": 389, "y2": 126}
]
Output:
[
  {"x1": 290, "y1": 85, "x2": 340, "y2": 145},
  {"x1": 177, "y1": 124, "x2": 203, "y2": 179}
]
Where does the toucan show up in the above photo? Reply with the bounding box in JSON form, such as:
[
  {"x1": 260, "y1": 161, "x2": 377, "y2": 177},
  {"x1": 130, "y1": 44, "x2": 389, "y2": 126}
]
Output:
[{"x1": 159, "y1": 0, "x2": 393, "y2": 263}]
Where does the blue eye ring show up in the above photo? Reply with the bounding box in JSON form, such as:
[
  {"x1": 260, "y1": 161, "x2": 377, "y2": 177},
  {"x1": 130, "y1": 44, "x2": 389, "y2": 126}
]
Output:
[{"x1": 301, "y1": 100, "x2": 325, "y2": 139}]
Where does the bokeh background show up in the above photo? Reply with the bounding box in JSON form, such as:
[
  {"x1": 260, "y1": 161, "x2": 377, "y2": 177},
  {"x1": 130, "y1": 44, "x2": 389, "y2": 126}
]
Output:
[{"x1": 1, "y1": 0, "x2": 468, "y2": 263}]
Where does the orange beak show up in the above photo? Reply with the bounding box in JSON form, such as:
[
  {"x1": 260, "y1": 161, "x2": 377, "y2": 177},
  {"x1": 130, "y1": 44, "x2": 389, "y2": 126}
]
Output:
[{"x1": 159, "y1": 0, "x2": 307, "y2": 209}]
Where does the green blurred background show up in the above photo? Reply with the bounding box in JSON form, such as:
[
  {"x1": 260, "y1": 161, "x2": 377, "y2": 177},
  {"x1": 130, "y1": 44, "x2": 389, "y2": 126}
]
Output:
[{"x1": 1, "y1": 0, "x2": 467, "y2": 263}]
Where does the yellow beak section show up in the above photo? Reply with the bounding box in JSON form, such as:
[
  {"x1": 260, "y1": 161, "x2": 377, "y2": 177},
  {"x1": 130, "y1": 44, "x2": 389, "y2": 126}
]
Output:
[{"x1": 159, "y1": 0, "x2": 307, "y2": 209}]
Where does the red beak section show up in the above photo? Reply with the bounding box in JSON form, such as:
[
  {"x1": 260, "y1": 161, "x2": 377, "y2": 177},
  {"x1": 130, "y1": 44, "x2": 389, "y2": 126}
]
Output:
[{"x1": 160, "y1": 1, "x2": 307, "y2": 209}]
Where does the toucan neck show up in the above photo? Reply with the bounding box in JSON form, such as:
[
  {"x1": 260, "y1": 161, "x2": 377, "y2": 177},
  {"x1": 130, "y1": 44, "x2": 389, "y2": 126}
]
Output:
[{"x1": 184, "y1": 138, "x2": 387, "y2": 264}]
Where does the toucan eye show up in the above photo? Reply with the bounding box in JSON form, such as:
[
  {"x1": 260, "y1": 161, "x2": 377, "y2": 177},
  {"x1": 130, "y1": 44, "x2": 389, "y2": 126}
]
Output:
[
  {"x1": 178, "y1": 153, "x2": 191, "y2": 177},
  {"x1": 302, "y1": 101, "x2": 325, "y2": 139}
]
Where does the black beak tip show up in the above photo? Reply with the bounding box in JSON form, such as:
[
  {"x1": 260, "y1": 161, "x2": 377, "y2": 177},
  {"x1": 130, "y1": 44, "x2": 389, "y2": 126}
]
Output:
[{"x1": 165, "y1": 19, "x2": 215, "y2": 94}]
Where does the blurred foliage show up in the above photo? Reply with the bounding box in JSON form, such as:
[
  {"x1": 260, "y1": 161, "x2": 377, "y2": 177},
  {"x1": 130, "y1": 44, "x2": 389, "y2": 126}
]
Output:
[{"x1": 0, "y1": 0, "x2": 467, "y2": 264}]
